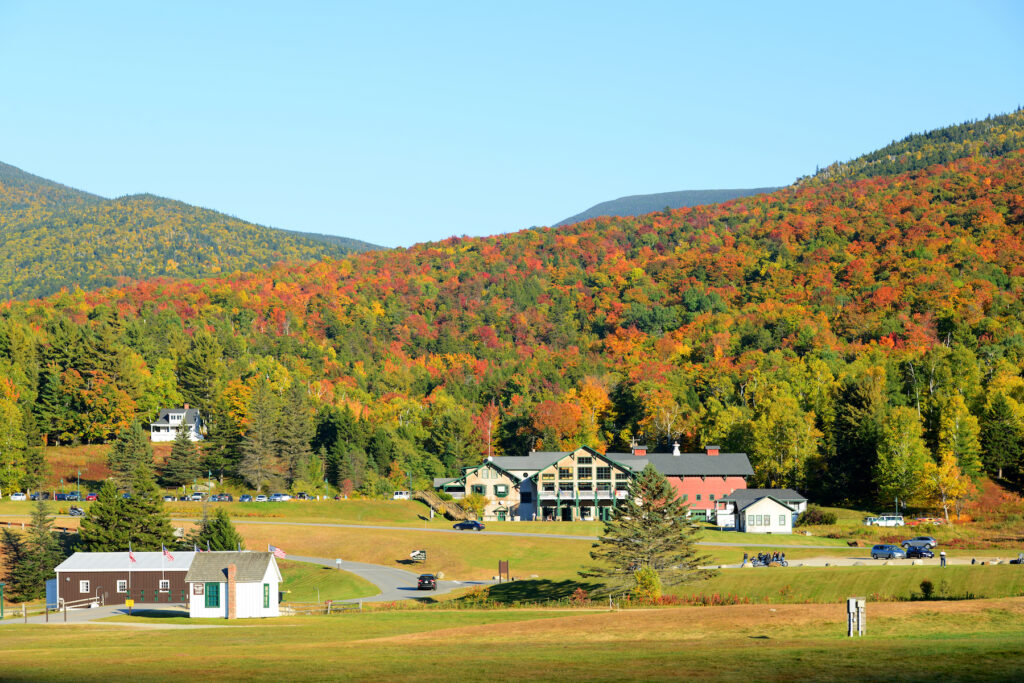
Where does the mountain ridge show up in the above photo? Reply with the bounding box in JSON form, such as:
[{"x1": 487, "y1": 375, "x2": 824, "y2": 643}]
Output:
[{"x1": 555, "y1": 187, "x2": 781, "y2": 226}]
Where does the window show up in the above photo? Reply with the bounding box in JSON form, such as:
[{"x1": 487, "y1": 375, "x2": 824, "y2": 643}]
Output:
[
  {"x1": 558, "y1": 482, "x2": 573, "y2": 491},
  {"x1": 116, "y1": 580, "x2": 127, "y2": 593},
  {"x1": 578, "y1": 456, "x2": 592, "y2": 464},
  {"x1": 577, "y1": 467, "x2": 592, "y2": 479},
  {"x1": 615, "y1": 481, "x2": 630, "y2": 491},
  {"x1": 263, "y1": 584, "x2": 270, "y2": 609},
  {"x1": 709, "y1": 494, "x2": 715, "y2": 501},
  {"x1": 79, "y1": 580, "x2": 90, "y2": 594},
  {"x1": 205, "y1": 582, "x2": 220, "y2": 608},
  {"x1": 779, "y1": 515, "x2": 786, "y2": 526},
  {"x1": 696, "y1": 494, "x2": 702, "y2": 502},
  {"x1": 471, "y1": 484, "x2": 486, "y2": 496},
  {"x1": 578, "y1": 482, "x2": 592, "y2": 491},
  {"x1": 596, "y1": 467, "x2": 611, "y2": 480},
  {"x1": 681, "y1": 494, "x2": 688, "y2": 502},
  {"x1": 494, "y1": 484, "x2": 509, "y2": 498},
  {"x1": 159, "y1": 579, "x2": 170, "y2": 592},
  {"x1": 521, "y1": 492, "x2": 533, "y2": 503},
  {"x1": 558, "y1": 467, "x2": 572, "y2": 480},
  {"x1": 542, "y1": 483, "x2": 555, "y2": 492},
  {"x1": 597, "y1": 482, "x2": 611, "y2": 491},
  {"x1": 615, "y1": 472, "x2": 630, "y2": 479},
  {"x1": 541, "y1": 473, "x2": 555, "y2": 481}
]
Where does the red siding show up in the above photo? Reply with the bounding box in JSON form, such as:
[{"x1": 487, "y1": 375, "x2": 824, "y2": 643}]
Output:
[
  {"x1": 668, "y1": 475, "x2": 747, "y2": 509},
  {"x1": 56, "y1": 570, "x2": 190, "y2": 604}
]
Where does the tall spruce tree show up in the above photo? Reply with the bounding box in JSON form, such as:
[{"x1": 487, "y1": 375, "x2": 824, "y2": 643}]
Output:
[
  {"x1": 107, "y1": 423, "x2": 154, "y2": 485},
  {"x1": 277, "y1": 381, "x2": 313, "y2": 485},
  {"x1": 162, "y1": 425, "x2": 202, "y2": 487},
  {"x1": 187, "y1": 508, "x2": 245, "y2": 551},
  {"x1": 580, "y1": 464, "x2": 715, "y2": 593},
  {"x1": 177, "y1": 329, "x2": 225, "y2": 418},
  {"x1": 124, "y1": 467, "x2": 176, "y2": 550},
  {"x1": 980, "y1": 393, "x2": 1023, "y2": 480},
  {"x1": 0, "y1": 527, "x2": 30, "y2": 599},
  {"x1": 79, "y1": 480, "x2": 130, "y2": 551},
  {"x1": 239, "y1": 378, "x2": 279, "y2": 491},
  {"x1": 1, "y1": 500, "x2": 64, "y2": 600}
]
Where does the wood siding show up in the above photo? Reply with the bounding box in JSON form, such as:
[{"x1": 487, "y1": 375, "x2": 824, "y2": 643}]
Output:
[{"x1": 56, "y1": 569, "x2": 190, "y2": 604}]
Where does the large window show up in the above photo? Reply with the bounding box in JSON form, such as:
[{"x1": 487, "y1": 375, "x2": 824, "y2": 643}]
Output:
[
  {"x1": 116, "y1": 580, "x2": 127, "y2": 593},
  {"x1": 577, "y1": 467, "x2": 592, "y2": 479},
  {"x1": 263, "y1": 584, "x2": 270, "y2": 609},
  {"x1": 205, "y1": 582, "x2": 220, "y2": 608},
  {"x1": 471, "y1": 484, "x2": 486, "y2": 496},
  {"x1": 559, "y1": 482, "x2": 573, "y2": 492},
  {"x1": 558, "y1": 467, "x2": 572, "y2": 480},
  {"x1": 596, "y1": 467, "x2": 611, "y2": 480},
  {"x1": 577, "y1": 456, "x2": 592, "y2": 464},
  {"x1": 494, "y1": 484, "x2": 509, "y2": 498},
  {"x1": 541, "y1": 473, "x2": 555, "y2": 481},
  {"x1": 159, "y1": 579, "x2": 170, "y2": 592}
]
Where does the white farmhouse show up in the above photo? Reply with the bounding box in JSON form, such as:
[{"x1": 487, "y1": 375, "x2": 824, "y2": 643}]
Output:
[
  {"x1": 150, "y1": 405, "x2": 204, "y2": 442},
  {"x1": 184, "y1": 551, "x2": 281, "y2": 619},
  {"x1": 715, "y1": 488, "x2": 808, "y2": 534}
]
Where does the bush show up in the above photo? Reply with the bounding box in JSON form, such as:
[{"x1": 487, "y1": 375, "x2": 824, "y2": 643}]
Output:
[
  {"x1": 436, "y1": 490, "x2": 453, "y2": 502},
  {"x1": 920, "y1": 580, "x2": 935, "y2": 600},
  {"x1": 633, "y1": 566, "x2": 662, "y2": 602},
  {"x1": 796, "y1": 506, "x2": 838, "y2": 526}
]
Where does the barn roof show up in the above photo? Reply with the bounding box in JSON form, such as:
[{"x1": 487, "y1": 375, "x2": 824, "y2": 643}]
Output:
[
  {"x1": 184, "y1": 551, "x2": 280, "y2": 583},
  {"x1": 55, "y1": 552, "x2": 196, "y2": 572}
]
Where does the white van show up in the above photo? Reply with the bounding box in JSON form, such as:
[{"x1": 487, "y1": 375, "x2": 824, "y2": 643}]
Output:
[
  {"x1": 393, "y1": 491, "x2": 411, "y2": 500},
  {"x1": 872, "y1": 514, "x2": 905, "y2": 527}
]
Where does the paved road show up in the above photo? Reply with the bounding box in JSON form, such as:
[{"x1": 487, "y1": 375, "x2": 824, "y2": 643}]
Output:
[{"x1": 290, "y1": 554, "x2": 494, "y2": 602}]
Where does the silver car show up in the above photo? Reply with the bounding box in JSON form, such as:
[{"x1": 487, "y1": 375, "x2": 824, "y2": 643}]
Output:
[
  {"x1": 871, "y1": 544, "x2": 906, "y2": 560},
  {"x1": 902, "y1": 536, "x2": 937, "y2": 549}
]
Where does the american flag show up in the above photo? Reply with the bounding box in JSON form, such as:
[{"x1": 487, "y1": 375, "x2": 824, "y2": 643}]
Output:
[
  {"x1": 269, "y1": 544, "x2": 286, "y2": 559},
  {"x1": 128, "y1": 542, "x2": 136, "y2": 563},
  {"x1": 162, "y1": 544, "x2": 175, "y2": 561}
]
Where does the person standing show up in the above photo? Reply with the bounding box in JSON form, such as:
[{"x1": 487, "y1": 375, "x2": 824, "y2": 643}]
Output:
[{"x1": 940, "y1": 550, "x2": 947, "y2": 567}]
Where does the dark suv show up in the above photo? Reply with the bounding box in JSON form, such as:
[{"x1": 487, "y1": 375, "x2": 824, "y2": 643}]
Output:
[{"x1": 417, "y1": 574, "x2": 437, "y2": 590}]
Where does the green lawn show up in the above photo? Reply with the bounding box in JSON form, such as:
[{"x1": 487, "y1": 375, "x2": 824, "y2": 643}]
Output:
[
  {"x1": 3, "y1": 599, "x2": 1024, "y2": 680},
  {"x1": 278, "y1": 559, "x2": 378, "y2": 602}
]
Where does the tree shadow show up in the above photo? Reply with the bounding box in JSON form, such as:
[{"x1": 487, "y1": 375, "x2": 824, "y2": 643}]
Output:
[{"x1": 481, "y1": 579, "x2": 599, "y2": 603}]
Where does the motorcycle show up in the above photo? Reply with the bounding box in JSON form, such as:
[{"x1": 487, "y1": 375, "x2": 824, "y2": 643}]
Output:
[{"x1": 69, "y1": 505, "x2": 85, "y2": 516}]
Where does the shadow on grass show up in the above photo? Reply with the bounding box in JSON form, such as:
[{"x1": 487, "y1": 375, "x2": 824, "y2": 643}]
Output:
[
  {"x1": 121, "y1": 608, "x2": 190, "y2": 619},
  {"x1": 473, "y1": 579, "x2": 601, "y2": 603}
]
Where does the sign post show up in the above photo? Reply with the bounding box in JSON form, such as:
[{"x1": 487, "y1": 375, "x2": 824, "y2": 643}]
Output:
[
  {"x1": 126, "y1": 598, "x2": 135, "y2": 616},
  {"x1": 847, "y1": 597, "x2": 865, "y2": 636}
]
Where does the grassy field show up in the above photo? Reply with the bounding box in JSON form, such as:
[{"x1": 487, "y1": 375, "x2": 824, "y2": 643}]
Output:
[
  {"x1": 2, "y1": 598, "x2": 1023, "y2": 679},
  {"x1": 277, "y1": 559, "x2": 379, "y2": 602}
]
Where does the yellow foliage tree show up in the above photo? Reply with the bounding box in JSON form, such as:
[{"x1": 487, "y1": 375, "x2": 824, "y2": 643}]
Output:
[{"x1": 921, "y1": 453, "x2": 976, "y2": 523}]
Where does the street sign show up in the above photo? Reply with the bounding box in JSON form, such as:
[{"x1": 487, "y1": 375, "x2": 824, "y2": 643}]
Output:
[{"x1": 125, "y1": 599, "x2": 135, "y2": 607}]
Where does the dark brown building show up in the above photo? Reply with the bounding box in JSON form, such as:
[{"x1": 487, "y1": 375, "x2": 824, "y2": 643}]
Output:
[{"x1": 54, "y1": 551, "x2": 197, "y2": 605}]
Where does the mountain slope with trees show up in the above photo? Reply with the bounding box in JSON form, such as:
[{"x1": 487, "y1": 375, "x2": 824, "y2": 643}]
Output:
[
  {"x1": 555, "y1": 187, "x2": 780, "y2": 226},
  {"x1": 0, "y1": 117, "x2": 1023, "y2": 509},
  {"x1": 0, "y1": 162, "x2": 380, "y2": 300}
]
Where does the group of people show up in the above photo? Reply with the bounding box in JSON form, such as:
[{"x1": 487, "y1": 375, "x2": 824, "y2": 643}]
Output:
[{"x1": 743, "y1": 551, "x2": 786, "y2": 566}]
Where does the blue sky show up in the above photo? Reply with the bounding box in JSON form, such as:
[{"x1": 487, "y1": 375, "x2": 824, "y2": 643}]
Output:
[{"x1": 1, "y1": 1, "x2": 1022, "y2": 248}]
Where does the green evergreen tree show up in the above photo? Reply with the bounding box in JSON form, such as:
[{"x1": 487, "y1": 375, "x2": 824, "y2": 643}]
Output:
[
  {"x1": 980, "y1": 393, "x2": 1023, "y2": 480},
  {"x1": 79, "y1": 480, "x2": 130, "y2": 551},
  {"x1": 123, "y1": 467, "x2": 176, "y2": 551},
  {"x1": 2, "y1": 500, "x2": 65, "y2": 600},
  {"x1": 161, "y1": 425, "x2": 202, "y2": 487},
  {"x1": 0, "y1": 527, "x2": 30, "y2": 599},
  {"x1": 176, "y1": 329, "x2": 225, "y2": 417},
  {"x1": 580, "y1": 464, "x2": 715, "y2": 593},
  {"x1": 106, "y1": 423, "x2": 154, "y2": 485},
  {"x1": 20, "y1": 447, "x2": 48, "y2": 492},
  {"x1": 187, "y1": 508, "x2": 245, "y2": 551},
  {"x1": 239, "y1": 378, "x2": 279, "y2": 491},
  {"x1": 277, "y1": 381, "x2": 313, "y2": 485}
]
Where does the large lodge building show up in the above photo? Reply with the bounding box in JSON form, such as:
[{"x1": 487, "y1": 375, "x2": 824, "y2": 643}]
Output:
[{"x1": 435, "y1": 443, "x2": 756, "y2": 523}]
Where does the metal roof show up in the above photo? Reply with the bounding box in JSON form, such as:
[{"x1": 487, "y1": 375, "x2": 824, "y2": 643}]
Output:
[
  {"x1": 603, "y1": 452, "x2": 754, "y2": 477},
  {"x1": 184, "y1": 552, "x2": 280, "y2": 583},
  {"x1": 720, "y1": 488, "x2": 807, "y2": 510},
  {"x1": 490, "y1": 453, "x2": 565, "y2": 473},
  {"x1": 151, "y1": 407, "x2": 201, "y2": 426},
  {"x1": 55, "y1": 552, "x2": 196, "y2": 573}
]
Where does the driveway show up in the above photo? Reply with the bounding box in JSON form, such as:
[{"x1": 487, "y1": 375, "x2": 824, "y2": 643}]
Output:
[{"x1": 289, "y1": 554, "x2": 494, "y2": 602}]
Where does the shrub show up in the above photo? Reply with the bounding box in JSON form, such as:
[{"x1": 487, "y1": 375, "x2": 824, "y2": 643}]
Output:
[
  {"x1": 796, "y1": 506, "x2": 838, "y2": 526},
  {"x1": 436, "y1": 490, "x2": 453, "y2": 502},
  {"x1": 920, "y1": 580, "x2": 935, "y2": 600},
  {"x1": 571, "y1": 587, "x2": 589, "y2": 606},
  {"x1": 633, "y1": 566, "x2": 662, "y2": 602}
]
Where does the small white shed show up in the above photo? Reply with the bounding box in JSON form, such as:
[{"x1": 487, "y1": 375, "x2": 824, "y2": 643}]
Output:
[
  {"x1": 184, "y1": 551, "x2": 281, "y2": 619},
  {"x1": 737, "y1": 496, "x2": 796, "y2": 534}
]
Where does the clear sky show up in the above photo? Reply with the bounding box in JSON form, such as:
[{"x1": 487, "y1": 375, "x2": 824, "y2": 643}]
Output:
[{"x1": 1, "y1": 1, "x2": 1022, "y2": 248}]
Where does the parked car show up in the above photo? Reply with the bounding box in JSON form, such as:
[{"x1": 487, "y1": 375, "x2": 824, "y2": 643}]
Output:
[
  {"x1": 162, "y1": 495, "x2": 175, "y2": 502},
  {"x1": 902, "y1": 536, "x2": 937, "y2": 550},
  {"x1": 85, "y1": 493, "x2": 98, "y2": 501},
  {"x1": 178, "y1": 496, "x2": 189, "y2": 501},
  {"x1": 906, "y1": 546, "x2": 934, "y2": 559},
  {"x1": 9, "y1": 492, "x2": 26, "y2": 501},
  {"x1": 240, "y1": 494, "x2": 253, "y2": 503},
  {"x1": 54, "y1": 493, "x2": 68, "y2": 501},
  {"x1": 871, "y1": 544, "x2": 906, "y2": 560},
  {"x1": 30, "y1": 492, "x2": 50, "y2": 501},
  {"x1": 190, "y1": 492, "x2": 205, "y2": 501},
  {"x1": 417, "y1": 574, "x2": 438, "y2": 590},
  {"x1": 393, "y1": 491, "x2": 411, "y2": 500},
  {"x1": 453, "y1": 521, "x2": 485, "y2": 531},
  {"x1": 863, "y1": 516, "x2": 878, "y2": 526},
  {"x1": 68, "y1": 506, "x2": 85, "y2": 517},
  {"x1": 270, "y1": 493, "x2": 291, "y2": 502},
  {"x1": 65, "y1": 492, "x2": 81, "y2": 501},
  {"x1": 218, "y1": 493, "x2": 234, "y2": 502},
  {"x1": 255, "y1": 495, "x2": 268, "y2": 503},
  {"x1": 871, "y1": 515, "x2": 905, "y2": 527},
  {"x1": 295, "y1": 492, "x2": 309, "y2": 500}
]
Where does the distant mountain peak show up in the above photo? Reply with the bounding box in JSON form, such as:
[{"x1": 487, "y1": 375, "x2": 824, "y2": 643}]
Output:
[{"x1": 555, "y1": 187, "x2": 781, "y2": 226}]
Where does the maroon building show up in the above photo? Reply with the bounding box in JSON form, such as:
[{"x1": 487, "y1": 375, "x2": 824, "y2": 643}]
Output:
[{"x1": 54, "y1": 551, "x2": 197, "y2": 605}]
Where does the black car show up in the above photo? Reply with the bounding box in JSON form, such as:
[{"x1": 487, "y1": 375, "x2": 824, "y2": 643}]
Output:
[
  {"x1": 453, "y1": 521, "x2": 485, "y2": 531},
  {"x1": 30, "y1": 492, "x2": 50, "y2": 501},
  {"x1": 54, "y1": 493, "x2": 68, "y2": 501},
  {"x1": 219, "y1": 493, "x2": 234, "y2": 502},
  {"x1": 417, "y1": 574, "x2": 437, "y2": 590},
  {"x1": 906, "y1": 546, "x2": 935, "y2": 559}
]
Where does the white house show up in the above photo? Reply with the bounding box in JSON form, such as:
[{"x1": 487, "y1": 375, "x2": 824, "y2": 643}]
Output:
[
  {"x1": 715, "y1": 488, "x2": 808, "y2": 534},
  {"x1": 150, "y1": 405, "x2": 204, "y2": 442},
  {"x1": 184, "y1": 551, "x2": 281, "y2": 619}
]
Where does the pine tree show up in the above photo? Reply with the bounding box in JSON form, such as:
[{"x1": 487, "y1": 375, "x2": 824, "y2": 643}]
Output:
[
  {"x1": 106, "y1": 423, "x2": 154, "y2": 485},
  {"x1": 79, "y1": 480, "x2": 130, "y2": 551},
  {"x1": 177, "y1": 329, "x2": 225, "y2": 417},
  {"x1": 980, "y1": 393, "x2": 1023, "y2": 480},
  {"x1": 580, "y1": 464, "x2": 715, "y2": 593},
  {"x1": 2, "y1": 500, "x2": 65, "y2": 600},
  {"x1": 123, "y1": 467, "x2": 176, "y2": 551},
  {"x1": 239, "y1": 378, "x2": 279, "y2": 491},
  {"x1": 187, "y1": 508, "x2": 245, "y2": 551},
  {"x1": 0, "y1": 527, "x2": 30, "y2": 599},
  {"x1": 277, "y1": 381, "x2": 313, "y2": 485},
  {"x1": 161, "y1": 425, "x2": 202, "y2": 487}
]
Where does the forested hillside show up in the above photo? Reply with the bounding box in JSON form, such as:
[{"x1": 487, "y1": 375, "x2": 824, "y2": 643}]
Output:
[
  {"x1": 0, "y1": 163, "x2": 379, "y2": 300},
  {"x1": 1, "y1": 131, "x2": 1024, "y2": 508},
  {"x1": 802, "y1": 108, "x2": 1024, "y2": 185}
]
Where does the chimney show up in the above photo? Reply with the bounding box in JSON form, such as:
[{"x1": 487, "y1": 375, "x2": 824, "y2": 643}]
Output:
[
  {"x1": 226, "y1": 563, "x2": 237, "y2": 619},
  {"x1": 630, "y1": 439, "x2": 647, "y2": 457},
  {"x1": 705, "y1": 445, "x2": 720, "y2": 456},
  {"x1": 672, "y1": 442, "x2": 681, "y2": 456}
]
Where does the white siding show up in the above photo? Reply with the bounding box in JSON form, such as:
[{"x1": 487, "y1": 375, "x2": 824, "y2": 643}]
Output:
[
  {"x1": 187, "y1": 563, "x2": 279, "y2": 619},
  {"x1": 740, "y1": 498, "x2": 794, "y2": 534}
]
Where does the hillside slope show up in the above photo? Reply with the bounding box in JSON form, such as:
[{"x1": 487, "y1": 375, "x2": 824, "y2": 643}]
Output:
[
  {"x1": 555, "y1": 187, "x2": 780, "y2": 226},
  {"x1": 0, "y1": 163, "x2": 380, "y2": 300}
]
